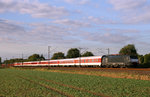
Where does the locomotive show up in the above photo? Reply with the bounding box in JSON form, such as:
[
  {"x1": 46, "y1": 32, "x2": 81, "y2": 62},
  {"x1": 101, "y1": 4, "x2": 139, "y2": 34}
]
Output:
[
  {"x1": 101, "y1": 55, "x2": 139, "y2": 68},
  {"x1": 12, "y1": 55, "x2": 138, "y2": 68}
]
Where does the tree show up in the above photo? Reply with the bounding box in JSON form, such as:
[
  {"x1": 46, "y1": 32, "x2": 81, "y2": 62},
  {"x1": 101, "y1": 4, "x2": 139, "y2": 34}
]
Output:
[
  {"x1": 40, "y1": 54, "x2": 45, "y2": 60},
  {"x1": 144, "y1": 54, "x2": 150, "y2": 64},
  {"x1": 51, "y1": 52, "x2": 65, "y2": 59},
  {"x1": 119, "y1": 44, "x2": 137, "y2": 57},
  {"x1": 66, "y1": 48, "x2": 80, "y2": 58},
  {"x1": 138, "y1": 55, "x2": 144, "y2": 64},
  {"x1": 3, "y1": 58, "x2": 24, "y2": 64},
  {"x1": 82, "y1": 51, "x2": 94, "y2": 57},
  {"x1": 28, "y1": 54, "x2": 45, "y2": 61}
]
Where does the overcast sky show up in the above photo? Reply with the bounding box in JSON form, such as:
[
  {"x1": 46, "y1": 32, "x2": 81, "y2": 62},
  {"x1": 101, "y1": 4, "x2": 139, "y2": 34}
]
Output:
[{"x1": 0, "y1": 0, "x2": 150, "y2": 60}]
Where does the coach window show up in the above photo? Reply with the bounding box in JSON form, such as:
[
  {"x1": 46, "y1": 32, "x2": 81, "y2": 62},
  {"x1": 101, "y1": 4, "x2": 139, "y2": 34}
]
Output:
[{"x1": 92, "y1": 59, "x2": 94, "y2": 62}]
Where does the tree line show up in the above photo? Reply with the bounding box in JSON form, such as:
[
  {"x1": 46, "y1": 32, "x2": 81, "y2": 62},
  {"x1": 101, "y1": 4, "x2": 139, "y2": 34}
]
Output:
[
  {"x1": 51, "y1": 48, "x2": 93, "y2": 60},
  {"x1": 2, "y1": 54, "x2": 45, "y2": 65},
  {"x1": 0, "y1": 44, "x2": 150, "y2": 67}
]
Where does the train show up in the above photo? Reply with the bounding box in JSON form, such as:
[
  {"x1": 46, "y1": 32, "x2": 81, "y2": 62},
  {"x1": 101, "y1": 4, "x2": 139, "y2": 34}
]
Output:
[
  {"x1": 9, "y1": 55, "x2": 139, "y2": 68},
  {"x1": 101, "y1": 55, "x2": 139, "y2": 67}
]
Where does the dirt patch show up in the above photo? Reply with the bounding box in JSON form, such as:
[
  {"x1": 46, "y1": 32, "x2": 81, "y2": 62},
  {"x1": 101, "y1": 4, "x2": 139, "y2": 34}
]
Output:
[
  {"x1": 44, "y1": 67, "x2": 150, "y2": 81},
  {"x1": 47, "y1": 67, "x2": 150, "y2": 76},
  {"x1": 16, "y1": 67, "x2": 150, "y2": 80}
]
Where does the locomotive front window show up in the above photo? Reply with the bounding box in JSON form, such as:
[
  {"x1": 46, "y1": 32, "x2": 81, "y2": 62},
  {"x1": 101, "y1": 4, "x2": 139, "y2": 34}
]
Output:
[{"x1": 130, "y1": 56, "x2": 138, "y2": 59}]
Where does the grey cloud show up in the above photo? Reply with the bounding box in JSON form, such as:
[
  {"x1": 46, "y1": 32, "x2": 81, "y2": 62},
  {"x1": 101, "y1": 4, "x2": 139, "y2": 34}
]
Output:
[
  {"x1": 30, "y1": 24, "x2": 80, "y2": 44},
  {"x1": 109, "y1": 0, "x2": 147, "y2": 11},
  {"x1": 87, "y1": 16, "x2": 118, "y2": 24},
  {"x1": 0, "y1": 0, "x2": 69, "y2": 19},
  {"x1": 0, "y1": 19, "x2": 80, "y2": 45},
  {"x1": 99, "y1": 28, "x2": 140, "y2": 34},
  {"x1": 124, "y1": 11, "x2": 150, "y2": 24},
  {"x1": 99, "y1": 33, "x2": 132, "y2": 43},
  {"x1": 0, "y1": 19, "x2": 25, "y2": 34},
  {"x1": 0, "y1": 20, "x2": 26, "y2": 44},
  {"x1": 81, "y1": 32, "x2": 132, "y2": 44},
  {"x1": 108, "y1": 0, "x2": 150, "y2": 24},
  {"x1": 53, "y1": 19, "x2": 91, "y2": 28},
  {"x1": 64, "y1": 0, "x2": 90, "y2": 5}
]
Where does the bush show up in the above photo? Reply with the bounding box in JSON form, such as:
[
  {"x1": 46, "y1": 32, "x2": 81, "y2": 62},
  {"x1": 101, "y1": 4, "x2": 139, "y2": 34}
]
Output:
[{"x1": 144, "y1": 54, "x2": 150, "y2": 64}]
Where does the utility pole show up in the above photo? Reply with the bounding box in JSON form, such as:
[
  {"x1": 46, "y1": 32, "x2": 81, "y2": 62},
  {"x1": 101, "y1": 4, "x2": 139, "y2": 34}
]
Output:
[
  {"x1": 78, "y1": 48, "x2": 88, "y2": 66},
  {"x1": 96, "y1": 48, "x2": 105, "y2": 55},
  {"x1": 106, "y1": 48, "x2": 110, "y2": 55},
  {"x1": 5, "y1": 58, "x2": 7, "y2": 67},
  {"x1": 22, "y1": 53, "x2": 24, "y2": 65},
  {"x1": 47, "y1": 46, "x2": 57, "y2": 66},
  {"x1": 78, "y1": 48, "x2": 82, "y2": 66},
  {"x1": 96, "y1": 48, "x2": 110, "y2": 55},
  {"x1": 48, "y1": 46, "x2": 51, "y2": 66},
  {"x1": 78, "y1": 47, "x2": 89, "y2": 66}
]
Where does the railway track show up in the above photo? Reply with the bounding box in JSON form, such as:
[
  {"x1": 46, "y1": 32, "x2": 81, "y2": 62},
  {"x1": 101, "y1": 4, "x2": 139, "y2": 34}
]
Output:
[
  {"x1": 15, "y1": 66, "x2": 150, "y2": 76},
  {"x1": 47, "y1": 67, "x2": 150, "y2": 76},
  {"x1": 47, "y1": 67, "x2": 150, "y2": 71},
  {"x1": 15, "y1": 66, "x2": 150, "y2": 71}
]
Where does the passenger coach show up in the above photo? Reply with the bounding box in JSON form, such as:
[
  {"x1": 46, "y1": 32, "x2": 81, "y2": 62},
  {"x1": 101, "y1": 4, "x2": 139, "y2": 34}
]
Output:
[
  {"x1": 14, "y1": 56, "x2": 102, "y2": 67},
  {"x1": 13, "y1": 55, "x2": 139, "y2": 68}
]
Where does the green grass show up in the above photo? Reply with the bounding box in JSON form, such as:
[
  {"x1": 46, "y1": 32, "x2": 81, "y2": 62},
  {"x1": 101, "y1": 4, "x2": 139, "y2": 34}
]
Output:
[{"x1": 0, "y1": 68, "x2": 150, "y2": 97}]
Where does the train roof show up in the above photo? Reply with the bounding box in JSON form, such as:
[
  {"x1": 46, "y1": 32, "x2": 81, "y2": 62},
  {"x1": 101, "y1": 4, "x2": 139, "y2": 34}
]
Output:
[
  {"x1": 41, "y1": 56, "x2": 102, "y2": 62},
  {"x1": 14, "y1": 56, "x2": 102, "y2": 63}
]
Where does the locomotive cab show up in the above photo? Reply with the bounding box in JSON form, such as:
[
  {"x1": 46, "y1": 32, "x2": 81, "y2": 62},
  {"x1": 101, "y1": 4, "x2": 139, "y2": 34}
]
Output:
[{"x1": 129, "y1": 56, "x2": 139, "y2": 67}]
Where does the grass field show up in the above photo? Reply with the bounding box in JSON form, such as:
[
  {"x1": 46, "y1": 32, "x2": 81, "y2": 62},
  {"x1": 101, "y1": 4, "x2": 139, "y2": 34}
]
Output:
[{"x1": 0, "y1": 68, "x2": 150, "y2": 97}]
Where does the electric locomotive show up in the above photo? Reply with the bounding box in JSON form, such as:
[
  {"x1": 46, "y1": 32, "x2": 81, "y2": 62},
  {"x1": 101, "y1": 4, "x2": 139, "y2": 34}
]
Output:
[{"x1": 101, "y1": 55, "x2": 139, "y2": 68}]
